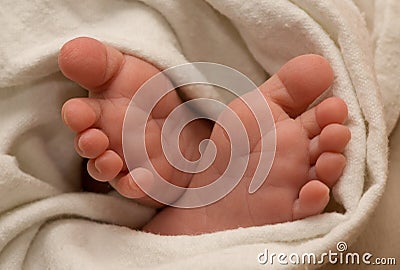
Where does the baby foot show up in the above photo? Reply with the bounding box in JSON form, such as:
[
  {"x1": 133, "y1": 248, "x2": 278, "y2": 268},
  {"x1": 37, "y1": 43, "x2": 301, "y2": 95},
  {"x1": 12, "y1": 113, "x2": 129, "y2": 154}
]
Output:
[
  {"x1": 59, "y1": 37, "x2": 212, "y2": 206},
  {"x1": 143, "y1": 55, "x2": 350, "y2": 235}
]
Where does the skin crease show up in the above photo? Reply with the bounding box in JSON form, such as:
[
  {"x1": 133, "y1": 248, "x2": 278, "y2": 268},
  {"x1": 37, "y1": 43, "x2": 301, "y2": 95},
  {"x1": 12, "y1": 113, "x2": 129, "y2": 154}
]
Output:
[{"x1": 60, "y1": 37, "x2": 350, "y2": 235}]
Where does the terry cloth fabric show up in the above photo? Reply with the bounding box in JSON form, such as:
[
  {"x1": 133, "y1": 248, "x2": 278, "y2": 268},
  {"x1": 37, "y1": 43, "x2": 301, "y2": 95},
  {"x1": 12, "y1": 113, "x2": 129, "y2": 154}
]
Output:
[{"x1": 0, "y1": 0, "x2": 397, "y2": 269}]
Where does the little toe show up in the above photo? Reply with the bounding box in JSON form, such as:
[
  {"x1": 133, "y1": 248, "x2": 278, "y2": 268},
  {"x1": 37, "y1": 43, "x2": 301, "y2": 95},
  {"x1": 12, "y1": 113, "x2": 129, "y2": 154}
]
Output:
[
  {"x1": 259, "y1": 54, "x2": 334, "y2": 118},
  {"x1": 109, "y1": 168, "x2": 154, "y2": 200},
  {"x1": 309, "y1": 124, "x2": 351, "y2": 164},
  {"x1": 311, "y1": 152, "x2": 346, "y2": 187},
  {"x1": 87, "y1": 150, "x2": 123, "y2": 181},
  {"x1": 292, "y1": 180, "x2": 330, "y2": 220},
  {"x1": 75, "y1": 128, "x2": 109, "y2": 159},
  {"x1": 62, "y1": 98, "x2": 101, "y2": 132},
  {"x1": 297, "y1": 97, "x2": 348, "y2": 138}
]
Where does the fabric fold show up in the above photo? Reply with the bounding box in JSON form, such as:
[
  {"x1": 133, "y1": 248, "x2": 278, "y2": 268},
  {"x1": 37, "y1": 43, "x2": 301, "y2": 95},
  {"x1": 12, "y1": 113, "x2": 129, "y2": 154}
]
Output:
[{"x1": 0, "y1": 0, "x2": 395, "y2": 269}]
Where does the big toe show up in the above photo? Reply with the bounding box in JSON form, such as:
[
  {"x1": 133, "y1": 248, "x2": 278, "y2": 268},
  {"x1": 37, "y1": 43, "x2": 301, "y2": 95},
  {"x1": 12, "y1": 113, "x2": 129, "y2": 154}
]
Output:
[
  {"x1": 58, "y1": 37, "x2": 124, "y2": 92},
  {"x1": 59, "y1": 37, "x2": 161, "y2": 96},
  {"x1": 260, "y1": 54, "x2": 334, "y2": 118}
]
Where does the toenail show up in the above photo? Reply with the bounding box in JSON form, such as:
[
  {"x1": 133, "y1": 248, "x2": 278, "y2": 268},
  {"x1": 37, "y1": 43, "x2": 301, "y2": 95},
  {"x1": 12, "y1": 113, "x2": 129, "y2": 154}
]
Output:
[
  {"x1": 77, "y1": 137, "x2": 84, "y2": 153},
  {"x1": 128, "y1": 168, "x2": 154, "y2": 197},
  {"x1": 62, "y1": 107, "x2": 70, "y2": 126},
  {"x1": 94, "y1": 160, "x2": 102, "y2": 174},
  {"x1": 309, "y1": 167, "x2": 317, "y2": 179}
]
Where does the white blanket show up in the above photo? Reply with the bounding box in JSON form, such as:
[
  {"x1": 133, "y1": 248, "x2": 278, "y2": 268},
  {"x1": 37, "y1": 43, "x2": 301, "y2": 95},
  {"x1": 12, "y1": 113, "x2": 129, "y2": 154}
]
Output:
[{"x1": 0, "y1": 0, "x2": 398, "y2": 269}]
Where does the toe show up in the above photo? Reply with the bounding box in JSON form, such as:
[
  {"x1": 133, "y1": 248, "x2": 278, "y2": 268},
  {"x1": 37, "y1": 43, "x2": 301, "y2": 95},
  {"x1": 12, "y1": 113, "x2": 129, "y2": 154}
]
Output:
[
  {"x1": 75, "y1": 128, "x2": 109, "y2": 158},
  {"x1": 311, "y1": 152, "x2": 346, "y2": 187},
  {"x1": 59, "y1": 37, "x2": 160, "y2": 95},
  {"x1": 62, "y1": 98, "x2": 101, "y2": 132},
  {"x1": 292, "y1": 180, "x2": 330, "y2": 220},
  {"x1": 109, "y1": 168, "x2": 154, "y2": 199},
  {"x1": 87, "y1": 150, "x2": 123, "y2": 181},
  {"x1": 58, "y1": 37, "x2": 124, "y2": 92},
  {"x1": 260, "y1": 54, "x2": 334, "y2": 118},
  {"x1": 309, "y1": 124, "x2": 351, "y2": 164},
  {"x1": 297, "y1": 97, "x2": 348, "y2": 138}
]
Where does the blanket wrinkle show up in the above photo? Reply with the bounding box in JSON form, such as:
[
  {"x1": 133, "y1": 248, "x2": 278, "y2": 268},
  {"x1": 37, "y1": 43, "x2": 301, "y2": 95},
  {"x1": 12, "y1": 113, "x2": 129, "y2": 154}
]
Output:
[{"x1": 0, "y1": 0, "x2": 396, "y2": 269}]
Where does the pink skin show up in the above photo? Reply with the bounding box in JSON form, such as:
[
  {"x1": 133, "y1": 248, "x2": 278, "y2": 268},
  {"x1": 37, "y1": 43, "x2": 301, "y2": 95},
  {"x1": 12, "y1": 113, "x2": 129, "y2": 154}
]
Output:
[{"x1": 59, "y1": 37, "x2": 350, "y2": 235}]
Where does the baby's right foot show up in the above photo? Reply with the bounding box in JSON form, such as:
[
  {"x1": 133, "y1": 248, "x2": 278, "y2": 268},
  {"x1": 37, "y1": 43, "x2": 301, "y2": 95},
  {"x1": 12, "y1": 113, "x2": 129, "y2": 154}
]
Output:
[
  {"x1": 59, "y1": 37, "x2": 212, "y2": 206},
  {"x1": 143, "y1": 55, "x2": 350, "y2": 235}
]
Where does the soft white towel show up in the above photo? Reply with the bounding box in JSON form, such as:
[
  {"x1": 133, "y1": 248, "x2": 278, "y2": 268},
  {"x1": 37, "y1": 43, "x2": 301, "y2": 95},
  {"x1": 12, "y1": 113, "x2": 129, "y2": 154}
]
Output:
[{"x1": 0, "y1": 0, "x2": 395, "y2": 269}]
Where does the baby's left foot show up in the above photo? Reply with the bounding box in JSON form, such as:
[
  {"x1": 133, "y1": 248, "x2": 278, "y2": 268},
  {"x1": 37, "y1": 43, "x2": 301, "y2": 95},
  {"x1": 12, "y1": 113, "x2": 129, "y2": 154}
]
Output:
[
  {"x1": 59, "y1": 37, "x2": 212, "y2": 206},
  {"x1": 144, "y1": 55, "x2": 350, "y2": 235}
]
